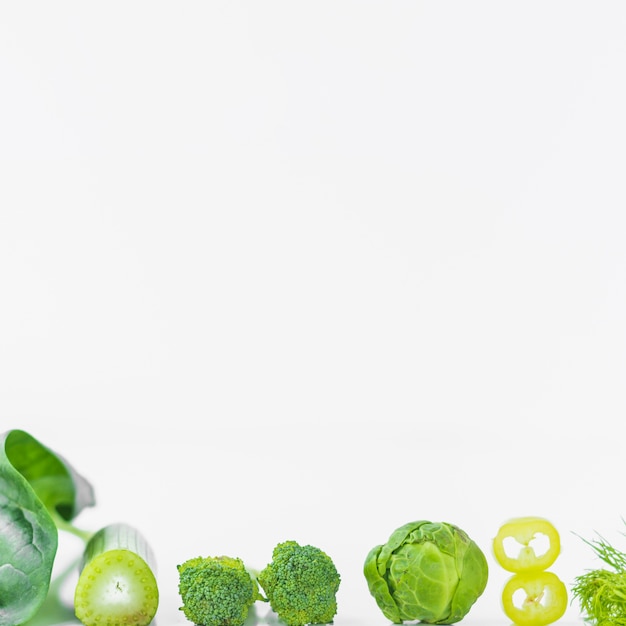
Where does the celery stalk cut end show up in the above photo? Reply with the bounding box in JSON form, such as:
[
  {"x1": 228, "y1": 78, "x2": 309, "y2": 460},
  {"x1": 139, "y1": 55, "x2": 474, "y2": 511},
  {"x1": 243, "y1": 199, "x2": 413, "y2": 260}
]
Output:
[{"x1": 74, "y1": 548, "x2": 158, "y2": 626}]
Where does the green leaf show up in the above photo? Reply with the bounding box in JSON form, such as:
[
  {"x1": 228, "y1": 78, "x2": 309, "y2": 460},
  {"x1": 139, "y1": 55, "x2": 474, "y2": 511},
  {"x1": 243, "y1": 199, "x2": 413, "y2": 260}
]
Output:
[{"x1": 0, "y1": 429, "x2": 95, "y2": 626}]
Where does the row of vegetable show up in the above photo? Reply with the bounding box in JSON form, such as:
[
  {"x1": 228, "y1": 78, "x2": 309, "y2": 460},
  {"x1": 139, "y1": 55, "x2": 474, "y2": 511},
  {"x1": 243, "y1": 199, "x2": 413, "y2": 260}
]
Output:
[{"x1": 0, "y1": 428, "x2": 624, "y2": 626}]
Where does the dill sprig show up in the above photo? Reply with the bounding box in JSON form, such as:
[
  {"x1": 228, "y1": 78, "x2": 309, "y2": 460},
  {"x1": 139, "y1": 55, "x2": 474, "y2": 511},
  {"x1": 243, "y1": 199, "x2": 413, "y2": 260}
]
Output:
[{"x1": 572, "y1": 522, "x2": 626, "y2": 626}]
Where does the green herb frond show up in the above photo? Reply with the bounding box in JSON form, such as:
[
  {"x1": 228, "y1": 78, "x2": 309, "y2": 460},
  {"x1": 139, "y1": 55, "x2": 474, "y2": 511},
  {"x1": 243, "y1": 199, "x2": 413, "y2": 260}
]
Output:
[
  {"x1": 572, "y1": 522, "x2": 626, "y2": 626},
  {"x1": 582, "y1": 534, "x2": 626, "y2": 572},
  {"x1": 572, "y1": 569, "x2": 626, "y2": 626}
]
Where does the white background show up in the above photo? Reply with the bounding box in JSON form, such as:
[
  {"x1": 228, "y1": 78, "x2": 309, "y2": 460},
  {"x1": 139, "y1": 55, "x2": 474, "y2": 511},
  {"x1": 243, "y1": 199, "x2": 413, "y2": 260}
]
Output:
[{"x1": 2, "y1": 2, "x2": 626, "y2": 625}]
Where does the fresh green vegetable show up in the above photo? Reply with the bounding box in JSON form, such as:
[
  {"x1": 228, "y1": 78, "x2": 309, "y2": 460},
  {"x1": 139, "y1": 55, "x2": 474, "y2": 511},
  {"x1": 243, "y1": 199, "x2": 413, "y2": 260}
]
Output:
[
  {"x1": 364, "y1": 520, "x2": 488, "y2": 624},
  {"x1": 572, "y1": 524, "x2": 626, "y2": 626},
  {"x1": 0, "y1": 429, "x2": 95, "y2": 626},
  {"x1": 493, "y1": 517, "x2": 567, "y2": 626},
  {"x1": 177, "y1": 555, "x2": 263, "y2": 626},
  {"x1": 501, "y1": 571, "x2": 567, "y2": 626},
  {"x1": 493, "y1": 517, "x2": 561, "y2": 573},
  {"x1": 74, "y1": 523, "x2": 159, "y2": 626},
  {"x1": 257, "y1": 540, "x2": 341, "y2": 626}
]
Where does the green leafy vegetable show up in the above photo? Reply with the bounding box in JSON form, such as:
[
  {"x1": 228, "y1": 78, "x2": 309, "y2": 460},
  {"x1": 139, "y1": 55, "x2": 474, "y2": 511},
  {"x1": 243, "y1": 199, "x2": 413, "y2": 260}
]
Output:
[
  {"x1": 177, "y1": 554, "x2": 263, "y2": 626},
  {"x1": 257, "y1": 540, "x2": 341, "y2": 626},
  {"x1": 363, "y1": 520, "x2": 488, "y2": 624},
  {"x1": 572, "y1": 523, "x2": 626, "y2": 626},
  {"x1": 74, "y1": 523, "x2": 159, "y2": 626},
  {"x1": 0, "y1": 429, "x2": 95, "y2": 626}
]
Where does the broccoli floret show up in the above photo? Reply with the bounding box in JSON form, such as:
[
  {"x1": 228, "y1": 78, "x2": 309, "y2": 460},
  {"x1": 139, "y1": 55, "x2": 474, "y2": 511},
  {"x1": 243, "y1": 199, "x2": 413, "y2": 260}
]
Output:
[
  {"x1": 257, "y1": 540, "x2": 341, "y2": 626},
  {"x1": 177, "y1": 555, "x2": 263, "y2": 626}
]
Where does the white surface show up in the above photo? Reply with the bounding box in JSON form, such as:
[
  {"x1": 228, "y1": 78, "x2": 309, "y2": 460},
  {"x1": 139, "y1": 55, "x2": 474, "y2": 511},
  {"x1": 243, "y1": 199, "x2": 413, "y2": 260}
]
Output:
[{"x1": 2, "y1": 2, "x2": 626, "y2": 624}]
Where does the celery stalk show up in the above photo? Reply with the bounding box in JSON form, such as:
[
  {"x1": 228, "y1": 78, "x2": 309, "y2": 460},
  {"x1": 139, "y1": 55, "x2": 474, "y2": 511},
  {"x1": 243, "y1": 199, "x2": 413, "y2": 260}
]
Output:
[{"x1": 74, "y1": 522, "x2": 159, "y2": 626}]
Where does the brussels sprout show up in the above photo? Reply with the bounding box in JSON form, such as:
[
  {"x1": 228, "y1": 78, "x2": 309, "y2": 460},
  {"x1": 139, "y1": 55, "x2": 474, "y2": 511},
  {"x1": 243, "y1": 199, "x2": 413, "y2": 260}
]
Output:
[{"x1": 364, "y1": 520, "x2": 488, "y2": 624}]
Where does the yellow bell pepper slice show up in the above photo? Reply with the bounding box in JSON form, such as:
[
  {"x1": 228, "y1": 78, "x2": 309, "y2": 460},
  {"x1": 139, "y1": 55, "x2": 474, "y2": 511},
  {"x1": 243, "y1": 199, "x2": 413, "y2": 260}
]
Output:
[
  {"x1": 501, "y1": 571, "x2": 567, "y2": 626},
  {"x1": 493, "y1": 517, "x2": 561, "y2": 573}
]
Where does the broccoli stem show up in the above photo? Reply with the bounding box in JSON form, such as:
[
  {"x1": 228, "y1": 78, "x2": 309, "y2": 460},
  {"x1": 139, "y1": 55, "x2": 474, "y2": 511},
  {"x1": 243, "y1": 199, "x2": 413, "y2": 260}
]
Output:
[{"x1": 74, "y1": 523, "x2": 159, "y2": 626}]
